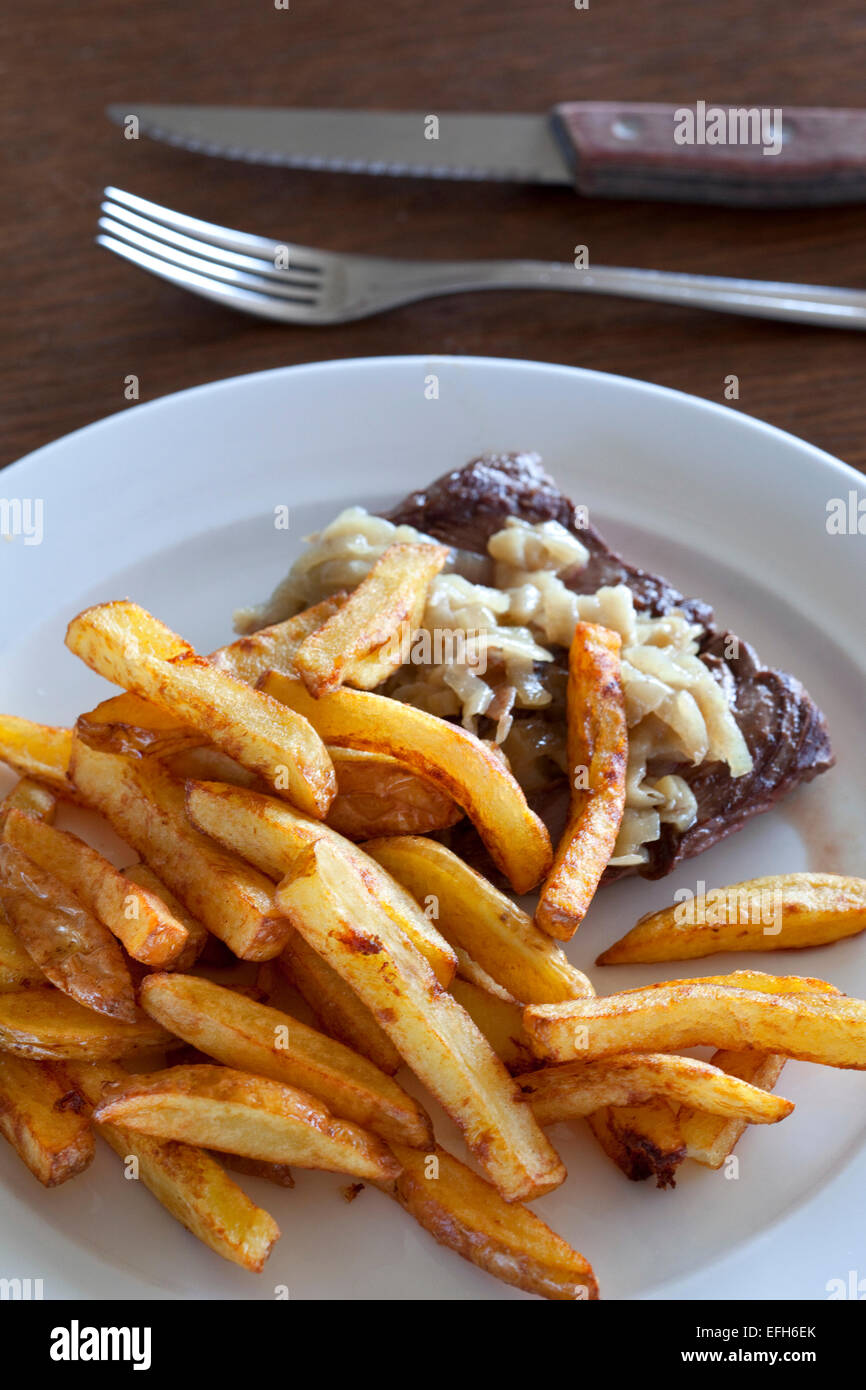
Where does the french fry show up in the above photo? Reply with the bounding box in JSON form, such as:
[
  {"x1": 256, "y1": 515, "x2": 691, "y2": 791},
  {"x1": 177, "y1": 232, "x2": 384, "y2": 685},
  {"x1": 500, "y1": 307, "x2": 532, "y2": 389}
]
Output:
[
  {"x1": 293, "y1": 542, "x2": 448, "y2": 696},
  {"x1": 166, "y1": 742, "x2": 463, "y2": 842},
  {"x1": 211, "y1": 596, "x2": 347, "y2": 682},
  {"x1": 381, "y1": 1143, "x2": 598, "y2": 1301},
  {"x1": 218, "y1": 1153, "x2": 295, "y2": 1188},
  {"x1": 140, "y1": 972, "x2": 432, "y2": 1148},
  {"x1": 74, "y1": 597, "x2": 347, "y2": 759},
  {"x1": 276, "y1": 838, "x2": 565, "y2": 1203},
  {"x1": 603, "y1": 973, "x2": 844, "y2": 1185},
  {"x1": 680, "y1": 1052, "x2": 789, "y2": 1169},
  {"x1": 453, "y1": 946, "x2": 515, "y2": 1000},
  {"x1": 69, "y1": 740, "x2": 290, "y2": 961},
  {"x1": 449, "y1": 978, "x2": 540, "y2": 1075},
  {"x1": 93, "y1": 1064, "x2": 402, "y2": 1182},
  {"x1": 585, "y1": 1102, "x2": 685, "y2": 1187},
  {"x1": 0, "y1": 911, "x2": 47, "y2": 990},
  {"x1": 164, "y1": 745, "x2": 263, "y2": 788},
  {"x1": 524, "y1": 975, "x2": 866, "y2": 1068},
  {"x1": 0, "y1": 987, "x2": 172, "y2": 1059},
  {"x1": 184, "y1": 781, "x2": 456, "y2": 987},
  {"x1": 261, "y1": 671, "x2": 552, "y2": 894},
  {"x1": 0, "y1": 791, "x2": 57, "y2": 992},
  {"x1": 75, "y1": 695, "x2": 196, "y2": 760},
  {"x1": 0, "y1": 843, "x2": 137, "y2": 1021},
  {"x1": 278, "y1": 932, "x2": 402, "y2": 1076},
  {"x1": 325, "y1": 747, "x2": 462, "y2": 840},
  {"x1": 597, "y1": 873, "x2": 866, "y2": 965},
  {"x1": 0, "y1": 716, "x2": 73, "y2": 793},
  {"x1": 3, "y1": 810, "x2": 191, "y2": 969},
  {"x1": 0, "y1": 1055, "x2": 94, "y2": 1185},
  {"x1": 677, "y1": 976, "x2": 843, "y2": 1169},
  {"x1": 0, "y1": 779, "x2": 56, "y2": 831},
  {"x1": 535, "y1": 623, "x2": 627, "y2": 940},
  {"x1": 64, "y1": 1060, "x2": 280, "y2": 1272},
  {"x1": 365, "y1": 835, "x2": 592, "y2": 1004},
  {"x1": 65, "y1": 600, "x2": 336, "y2": 818},
  {"x1": 122, "y1": 863, "x2": 209, "y2": 970},
  {"x1": 517, "y1": 1053, "x2": 794, "y2": 1126}
]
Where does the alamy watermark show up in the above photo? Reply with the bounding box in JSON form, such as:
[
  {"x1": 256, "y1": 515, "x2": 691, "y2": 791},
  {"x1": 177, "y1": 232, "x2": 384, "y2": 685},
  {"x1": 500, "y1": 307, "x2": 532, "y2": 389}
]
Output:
[
  {"x1": 0, "y1": 498, "x2": 43, "y2": 545},
  {"x1": 674, "y1": 102, "x2": 783, "y2": 157},
  {"x1": 674, "y1": 879, "x2": 782, "y2": 934},
  {"x1": 380, "y1": 622, "x2": 490, "y2": 675}
]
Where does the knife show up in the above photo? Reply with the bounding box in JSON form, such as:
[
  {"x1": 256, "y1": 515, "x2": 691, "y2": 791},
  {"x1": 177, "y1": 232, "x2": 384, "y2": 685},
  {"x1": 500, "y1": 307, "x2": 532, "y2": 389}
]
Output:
[{"x1": 108, "y1": 102, "x2": 866, "y2": 207}]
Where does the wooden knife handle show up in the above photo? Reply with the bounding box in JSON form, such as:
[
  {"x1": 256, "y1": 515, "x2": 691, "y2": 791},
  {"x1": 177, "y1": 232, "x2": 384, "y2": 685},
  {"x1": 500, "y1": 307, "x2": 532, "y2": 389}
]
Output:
[{"x1": 552, "y1": 102, "x2": 866, "y2": 206}]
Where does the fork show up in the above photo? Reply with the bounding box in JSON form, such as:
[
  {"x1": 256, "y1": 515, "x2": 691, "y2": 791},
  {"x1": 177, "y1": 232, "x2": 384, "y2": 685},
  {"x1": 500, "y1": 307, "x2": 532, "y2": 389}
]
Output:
[{"x1": 98, "y1": 187, "x2": 866, "y2": 330}]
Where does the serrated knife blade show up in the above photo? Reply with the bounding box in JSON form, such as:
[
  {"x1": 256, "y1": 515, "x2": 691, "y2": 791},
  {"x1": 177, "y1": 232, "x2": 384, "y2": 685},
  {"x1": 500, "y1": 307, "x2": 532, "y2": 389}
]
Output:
[
  {"x1": 107, "y1": 105, "x2": 571, "y2": 184},
  {"x1": 107, "y1": 103, "x2": 866, "y2": 207}
]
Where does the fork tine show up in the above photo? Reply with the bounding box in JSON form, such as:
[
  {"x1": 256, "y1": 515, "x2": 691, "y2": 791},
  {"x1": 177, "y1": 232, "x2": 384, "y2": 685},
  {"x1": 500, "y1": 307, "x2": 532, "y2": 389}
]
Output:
[
  {"x1": 103, "y1": 186, "x2": 326, "y2": 273},
  {"x1": 98, "y1": 217, "x2": 321, "y2": 305},
  {"x1": 101, "y1": 200, "x2": 322, "y2": 287},
  {"x1": 97, "y1": 232, "x2": 325, "y2": 323}
]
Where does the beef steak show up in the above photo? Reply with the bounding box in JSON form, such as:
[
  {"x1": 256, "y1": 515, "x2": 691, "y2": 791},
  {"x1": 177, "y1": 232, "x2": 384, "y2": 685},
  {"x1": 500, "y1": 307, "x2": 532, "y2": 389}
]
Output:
[{"x1": 387, "y1": 452, "x2": 834, "y2": 880}]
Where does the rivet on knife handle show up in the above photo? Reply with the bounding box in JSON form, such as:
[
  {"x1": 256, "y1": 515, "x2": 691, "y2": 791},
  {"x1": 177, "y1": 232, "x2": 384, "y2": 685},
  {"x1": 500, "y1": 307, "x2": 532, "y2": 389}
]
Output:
[{"x1": 552, "y1": 102, "x2": 866, "y2": 206}]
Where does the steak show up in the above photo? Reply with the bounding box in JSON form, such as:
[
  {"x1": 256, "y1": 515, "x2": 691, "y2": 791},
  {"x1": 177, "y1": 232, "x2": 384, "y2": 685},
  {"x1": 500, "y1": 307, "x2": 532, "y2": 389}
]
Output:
[{"x1": 387, "y1": 452, "x2": 834, "y2": 881}]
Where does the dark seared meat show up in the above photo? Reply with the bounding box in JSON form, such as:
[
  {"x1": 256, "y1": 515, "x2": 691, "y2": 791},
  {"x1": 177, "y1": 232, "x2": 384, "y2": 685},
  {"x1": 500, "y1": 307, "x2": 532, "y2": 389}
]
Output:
[
  {"x1": 387, "y1": 452, "x2": 834, "y2": 881},
  {"x1": 389, "y1": 451, "x2": 714, "y2": 628}
]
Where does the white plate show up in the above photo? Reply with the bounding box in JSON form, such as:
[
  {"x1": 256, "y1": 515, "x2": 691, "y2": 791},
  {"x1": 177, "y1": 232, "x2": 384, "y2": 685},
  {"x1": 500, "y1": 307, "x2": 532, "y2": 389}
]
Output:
[{"x1": 1, "y1": 355, "x2": 864, "y2": 1302}]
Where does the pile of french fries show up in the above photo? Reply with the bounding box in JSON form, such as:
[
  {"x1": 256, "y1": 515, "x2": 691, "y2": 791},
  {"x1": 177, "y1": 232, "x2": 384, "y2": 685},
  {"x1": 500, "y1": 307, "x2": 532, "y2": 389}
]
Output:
[{"x1": 0, "y1": 542, "x2": 864, "y2": 1300}]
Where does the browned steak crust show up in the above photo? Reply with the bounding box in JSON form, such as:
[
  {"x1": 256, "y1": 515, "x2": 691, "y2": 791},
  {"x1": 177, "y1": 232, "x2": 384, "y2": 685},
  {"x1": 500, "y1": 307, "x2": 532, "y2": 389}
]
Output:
[{"x1": 387, "y1": 453, "x2": 834, "y2": 881}]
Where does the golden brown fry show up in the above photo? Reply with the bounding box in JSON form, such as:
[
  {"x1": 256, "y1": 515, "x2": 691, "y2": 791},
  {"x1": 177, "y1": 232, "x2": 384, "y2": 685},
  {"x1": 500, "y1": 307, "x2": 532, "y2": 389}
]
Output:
[
  {"x1": 679, "y1": 1052, "x2": 789, "y2": 1169},
  {"x1": 0, "y1": 716, "x2": 74, "y2": 793},
  {"x1": 325, "y1": 747, "x2": 463, "y2": 840},
  {"x1": 585, "y1": 1101, "x2": 685, "y2": 1187},
  {"x1": 211, "y1": 596, "x2": 347, "y2": 682},
  {"x1": 75, "y1": 598, "x2": 347, "y2": 759},
  {"x1": 261, "y1": 670, "x2": 552, "y2": 894},
  {"x1": 524, "y1": 976, "x2": 866, "y2": 1068},
  {"x1": 140, "y1": 972, "x2": 432, "y2": 1148},
  {"x1": 517, "y1": 1053, "x2": 794, "y2": 1126},
  {"x1": 0, "y1": 1054, "x2": 94, "y2": 1185},
  {"x1": 449, "y1": 978, "x2": 540, "y2": 1075},
  {"x1": 453, "y1": 946, "x2": 515, "y2": 1000},
  {"x1": 93, "y1": 1064, "x2": 402, "y2": 1182},
  {"x1": 677, "y1": 976, "x2": 842, "y2": 1169},
  {"x1": 0, "y1": 779, "x2": 57, "y2": 831},
  {"x1": 184, "y1": 781, "x2": 456, "y2": 987},
  {"x1": 535, "y1": 623, "x2": 626, "y2": 940},
  {"x1": 382, "y1": 1143, "x2": 598, "y2": 1301},
  {"x1": 121, "y1": 864, "x2": 209, "y2": 970},
  {"x1": 69, "y1": 740, "x2": 290, "y2": 961},
  {"x1": 66, "y1": 600, "x2": 336, "y2": 818},
  {"x1": 0, "y1": 910, "x2": 47, "y2": 991},
  {"x1": 4, "y1": 810, "x2": 191, "y2": 969},
  {"x1": 167, "y1": 741, "x2": 463, "y2": 841},
  {"x1": 365, "y1": 835, "x2": 591, "y2": 1005},
  {"x1": 165, "y1": 745, "x2": 263, "y2": 788},
  {"x1": 276, "y1": 839, "x2": 564, "y2": 1203},
  {"x1": 64, "y1": 1060, "x2": 280, "y2": 1272},
  {"x1": 218, "y1": 1153, "x2": 295, "y2": 1188},
  {"x1": 597, "y1": 873, "x2": 866, "y2": 965},
  {"x1": 0, "y1": 987, "x2": 171, "y2": 1059},
  {"x1": 0, "y1": 844, "x2": 137, "y2": 1021},
  {"x1": 278, "y1": 932, "x2": 402, "y2": 1076},
  {"x1": 293, "y1": 542, "x2": 448, "y2": 696},
  {"x1": 75, "y1": 695, "x2": 195, "y2": 759}
]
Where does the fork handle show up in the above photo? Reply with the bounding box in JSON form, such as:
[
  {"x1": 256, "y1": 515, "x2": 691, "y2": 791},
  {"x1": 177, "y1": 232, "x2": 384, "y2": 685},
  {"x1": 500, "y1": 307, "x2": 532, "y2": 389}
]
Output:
[
  {"x1": 373, "y1": 260, "x2": 866, "y2": 330},
  {"x1": 551, "y1": 103, "x2": 866, "y2": 207}
]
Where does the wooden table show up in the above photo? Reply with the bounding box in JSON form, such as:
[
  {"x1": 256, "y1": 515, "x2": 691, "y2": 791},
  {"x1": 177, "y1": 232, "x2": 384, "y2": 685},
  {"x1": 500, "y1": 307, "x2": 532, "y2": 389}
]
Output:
[{"x1": 5, "y1": 0, "x2": 866, "y2": 471}]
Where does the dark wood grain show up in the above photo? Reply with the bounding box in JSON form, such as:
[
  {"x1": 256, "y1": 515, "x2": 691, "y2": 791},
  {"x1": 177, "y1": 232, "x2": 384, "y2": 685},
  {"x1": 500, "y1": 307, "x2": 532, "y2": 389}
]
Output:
[{"x1": 4, "y1": 0, "x2": 866, "y2": 472}]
